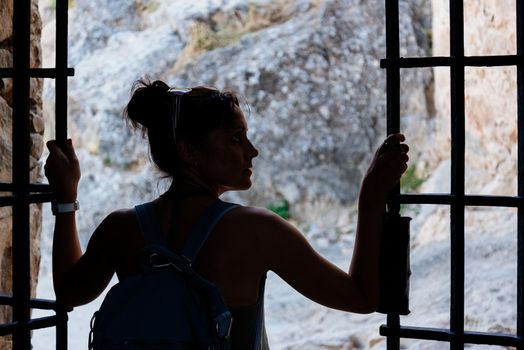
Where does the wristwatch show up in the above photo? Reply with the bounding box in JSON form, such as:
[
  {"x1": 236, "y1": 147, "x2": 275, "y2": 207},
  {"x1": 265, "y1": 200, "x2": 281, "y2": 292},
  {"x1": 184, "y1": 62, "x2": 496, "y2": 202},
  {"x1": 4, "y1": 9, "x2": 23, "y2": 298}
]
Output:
[{"x1": 51, "y1": 200, "x2": 79, "y2": 215}]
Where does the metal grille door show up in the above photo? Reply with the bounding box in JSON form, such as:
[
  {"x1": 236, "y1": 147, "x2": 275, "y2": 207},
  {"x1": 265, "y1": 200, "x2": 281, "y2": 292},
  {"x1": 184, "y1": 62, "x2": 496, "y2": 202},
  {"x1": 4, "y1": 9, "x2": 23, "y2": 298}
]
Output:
[
  {"x1": 0, "y1": 0, "x2": 73, "y2": 349},
  {"x1": 380, "y1": 0, "x2": 523, "y2": 349}
]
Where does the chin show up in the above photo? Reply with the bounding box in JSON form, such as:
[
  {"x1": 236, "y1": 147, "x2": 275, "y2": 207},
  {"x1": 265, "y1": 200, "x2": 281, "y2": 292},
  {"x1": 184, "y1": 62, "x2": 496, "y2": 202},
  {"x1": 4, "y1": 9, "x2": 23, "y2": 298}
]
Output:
[
  {"x1": 222, "y1": 180, "x2": 252, "y2": 193},
  {"x1": 237, "y1": 181, "x2": 252, "y2": 191}
]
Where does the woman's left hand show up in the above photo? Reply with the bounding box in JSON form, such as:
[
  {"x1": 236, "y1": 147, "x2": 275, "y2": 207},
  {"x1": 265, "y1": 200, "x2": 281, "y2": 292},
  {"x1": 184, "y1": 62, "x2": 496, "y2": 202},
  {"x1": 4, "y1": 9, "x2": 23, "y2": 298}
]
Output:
[
  {"x1": 44, "y1": 139, "x2": 81, "y2": 202},
  {"x1": 364, "y1": 133, "x2": 409, "y2": 193}
]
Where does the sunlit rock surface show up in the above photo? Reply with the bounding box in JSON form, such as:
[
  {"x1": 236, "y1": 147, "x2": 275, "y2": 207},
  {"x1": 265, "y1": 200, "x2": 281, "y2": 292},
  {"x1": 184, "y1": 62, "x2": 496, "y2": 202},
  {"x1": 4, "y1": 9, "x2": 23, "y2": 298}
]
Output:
[
  {"x1": 35, "y1": 0, "x2": 518, "y2": 349},
  {"x1": 430, "y1": 0, "x2": 517, "y2": 196},
  {"x1": 41, "y1": 0, "x2": 432, "y2": 229}
]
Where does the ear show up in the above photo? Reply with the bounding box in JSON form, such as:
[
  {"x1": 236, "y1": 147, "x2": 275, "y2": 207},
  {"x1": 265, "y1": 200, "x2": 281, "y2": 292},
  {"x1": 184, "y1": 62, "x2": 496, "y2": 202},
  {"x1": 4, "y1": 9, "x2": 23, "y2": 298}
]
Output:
[{"x1": 176, "y1": 140, "x2": 198, "y2": 165}]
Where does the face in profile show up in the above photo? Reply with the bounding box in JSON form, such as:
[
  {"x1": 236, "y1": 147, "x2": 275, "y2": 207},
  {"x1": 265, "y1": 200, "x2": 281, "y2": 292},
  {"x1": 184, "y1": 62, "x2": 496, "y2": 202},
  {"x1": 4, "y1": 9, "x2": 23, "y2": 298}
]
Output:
[{"x1": 195, "y1": 105, "x2": 259, "y2": 193}]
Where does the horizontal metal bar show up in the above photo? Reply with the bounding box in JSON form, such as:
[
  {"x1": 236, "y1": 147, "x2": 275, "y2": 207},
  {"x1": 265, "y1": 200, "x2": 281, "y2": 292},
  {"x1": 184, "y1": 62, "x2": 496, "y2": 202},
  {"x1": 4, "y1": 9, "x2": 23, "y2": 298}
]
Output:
[
  {"x1": 0, "y1": 194, "x2": 54, "y2": 207},
  {"x1": 31, "y1": 299, "x2": 71, "y2": 312},
  {"x1": 0, "y1": 316, "x2": 62, "y2": 335},
  {"x1": 0, "y1": 316, "x2": 60, "y2": 336},
  {"x1": 0, "y1": 294, "x2": 15, "y2": 306},
  {"x1": 0, "y1": 183, "x2": 52, "y2": 193},
  {"x1": 0, "y1": 68, "x2": 75, "y2": 78},
  {"x1": 464, "y1": 195, "x2": 523, "y2": 207},
  {"x1": 29, "y1": 298, "x2": 59, "y2": 311},
  {"x1": 380, "y1": 325, "x2": 523, "y2": 347},
  {"x1": 27, "y1": 192, "x2": 54, "y2": 203},
  {"x1": 395, "y1": 194, "x2": 524, "y2": 207},
  {"x1": 28, "y1": 315, "x2": 58, "y2": 331},
  {"x1": 0, "y1": 295, "x2": 71, "y2": 312},
  {"x1": 4, "y1": 192, "x2": 521, "y2": 208},
  {"x1": 395, "y1": 193, "x2": 454, "y2": 205},
  {"x1": 380, "y1": 55, "x2": 523, "y2": 69},
  {"x1": 0, "y1": 182, "x2": 54, "y2": 206},
  {"x1": 0, "y1": 196, "x2": 15, "y2": 207},
  {"x1": 28, "y1": 183, "x2": 52, "y2": 192},
  {"x1": 0, "y1": 322, "x2": 18, "y2": 337},
  {"x1": 381, "y1": 56, "x2": 452, "y2": 68},
  {"x1": 381, "y1": 325, "x2": 453, "y2": 342}
]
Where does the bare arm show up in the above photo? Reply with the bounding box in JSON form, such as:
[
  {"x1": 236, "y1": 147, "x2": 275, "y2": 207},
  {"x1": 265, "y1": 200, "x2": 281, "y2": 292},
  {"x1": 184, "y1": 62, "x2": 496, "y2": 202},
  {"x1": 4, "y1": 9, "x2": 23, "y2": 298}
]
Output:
[
  {"x1": 52, "y1": 213, "x2": 117, "y2": 307},
  {"x1": 346, "y1": 177, "x2": 386, "y2": 311},
  {"x1": 261, "y1": 134, "x2": 408, "y2": 313},
  {"x1": 52, "y1": 211, "x2": 82, "y2": 304},
  {"x1": 348, "y1": 133, "x2": 409, "y2": 310},
  {"x1": 45, "y1": 139, "x2": 115, "y2": 307}
]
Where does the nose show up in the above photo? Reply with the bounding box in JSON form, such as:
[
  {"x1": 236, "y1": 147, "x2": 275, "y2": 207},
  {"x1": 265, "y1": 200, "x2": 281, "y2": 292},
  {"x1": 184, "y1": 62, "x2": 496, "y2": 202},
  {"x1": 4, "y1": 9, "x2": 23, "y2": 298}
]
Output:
[{"x1": 248, "y1": 140, "x2": 259, "y2": 159}]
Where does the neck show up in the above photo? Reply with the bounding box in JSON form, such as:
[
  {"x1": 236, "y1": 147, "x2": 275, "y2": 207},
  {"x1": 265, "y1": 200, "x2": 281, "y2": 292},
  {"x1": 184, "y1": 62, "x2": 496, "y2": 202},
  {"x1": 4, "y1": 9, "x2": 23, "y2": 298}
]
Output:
[{"x1": 165, "y1": 176, "x2": 221, "y2": 199}]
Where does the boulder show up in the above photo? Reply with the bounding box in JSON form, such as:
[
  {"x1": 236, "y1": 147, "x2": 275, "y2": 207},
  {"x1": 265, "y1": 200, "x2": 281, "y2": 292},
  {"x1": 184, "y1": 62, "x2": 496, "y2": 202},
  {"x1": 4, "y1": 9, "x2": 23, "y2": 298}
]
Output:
[{"x1": 41, "y1": 0, "x2": 432, "y2": 228}]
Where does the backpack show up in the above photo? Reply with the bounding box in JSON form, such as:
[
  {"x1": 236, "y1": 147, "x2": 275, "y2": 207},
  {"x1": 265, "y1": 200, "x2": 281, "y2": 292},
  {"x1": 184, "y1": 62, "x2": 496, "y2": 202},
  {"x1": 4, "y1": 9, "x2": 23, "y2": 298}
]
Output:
[{"x1": 88, "y1": 199, "x2": 239, "y2": 349}]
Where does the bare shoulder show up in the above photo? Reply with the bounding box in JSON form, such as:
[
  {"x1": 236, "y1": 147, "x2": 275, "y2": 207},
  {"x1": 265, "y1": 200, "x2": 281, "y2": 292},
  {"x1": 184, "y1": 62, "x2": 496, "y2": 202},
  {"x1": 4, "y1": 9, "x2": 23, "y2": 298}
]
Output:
[
  {"x1": 89, "y1": 207, "x2": 138, "y2": 245},
  {"x1": 105, "y1": 207, "x2": 136, "y2": 221},
  {"x1": 225, "y1": 205, "x2": 274, "y2": 219},
  {"x1": 98, "y1": 208, "x2": 136, "y2": 229},
  {"x1": 221, "y1": 204, "x2": 299, "y2": 246},
  {"x1": 222, "y1": 204, "x2": 288, "y2": 230}
]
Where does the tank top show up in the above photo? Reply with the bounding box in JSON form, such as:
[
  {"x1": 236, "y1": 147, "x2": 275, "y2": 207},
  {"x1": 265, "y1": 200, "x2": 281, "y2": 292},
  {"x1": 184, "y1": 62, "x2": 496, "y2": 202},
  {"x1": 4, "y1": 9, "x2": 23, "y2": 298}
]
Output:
[
  {"x1": 229, "y1": 274, "x2": 270, "y2": 349},
  {"x1": 136, "y1": 198, "x2": 270, "y2": 349}
]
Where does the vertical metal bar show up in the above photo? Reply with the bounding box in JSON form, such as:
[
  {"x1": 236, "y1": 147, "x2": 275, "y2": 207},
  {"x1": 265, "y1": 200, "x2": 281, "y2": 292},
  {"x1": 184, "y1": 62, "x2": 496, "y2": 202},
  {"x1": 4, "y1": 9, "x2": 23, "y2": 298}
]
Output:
[
  {"x1": 55, "y1": 1, "x2": 70, "y2": 348},
  {"x1": 516, "y1": 0, "x2": 524, "y2": 348},
  {"x1": 385, "y1": 0, "x2": 401, "y2": 349},
  {"x1": 56, "y1": 309, "x2": 68, "y2": 350},
  {"x1": 385, "y1": 0, "x2": 401, "y2": 137},
  {"x1": 449, "y1": 0, "x2": 465, "y2": 349},
  {"x1": 55, "y1": 0, "x2": 69, "y2": 146},
  {"x1": 12, "y1": 0, "x2": 32, "y2": 349}
]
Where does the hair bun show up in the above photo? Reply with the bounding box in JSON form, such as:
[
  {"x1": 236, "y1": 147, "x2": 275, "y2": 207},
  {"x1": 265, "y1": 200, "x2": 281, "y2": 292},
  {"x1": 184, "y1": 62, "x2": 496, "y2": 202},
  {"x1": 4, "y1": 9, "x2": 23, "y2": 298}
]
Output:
[{"x1": 124, "y1": 79, "x2": 170, "y2": 130}]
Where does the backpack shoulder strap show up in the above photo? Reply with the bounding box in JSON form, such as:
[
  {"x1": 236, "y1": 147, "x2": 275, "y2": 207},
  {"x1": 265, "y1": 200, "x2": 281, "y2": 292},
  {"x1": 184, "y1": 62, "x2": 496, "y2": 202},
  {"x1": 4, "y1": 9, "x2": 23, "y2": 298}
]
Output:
[
  {"x1": 134, "y1": 202, "x2": 166, "y2": 246},
  {"x1": 180, "y1": 200, "x2": 239, "y2": 263}
]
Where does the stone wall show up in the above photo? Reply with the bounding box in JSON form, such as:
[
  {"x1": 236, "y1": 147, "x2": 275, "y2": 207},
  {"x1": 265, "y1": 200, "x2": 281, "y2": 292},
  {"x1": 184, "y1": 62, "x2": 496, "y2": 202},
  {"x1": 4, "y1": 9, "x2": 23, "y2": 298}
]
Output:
[{"x1": 0, "y1": 0, "x2": 44, "y2": 347}]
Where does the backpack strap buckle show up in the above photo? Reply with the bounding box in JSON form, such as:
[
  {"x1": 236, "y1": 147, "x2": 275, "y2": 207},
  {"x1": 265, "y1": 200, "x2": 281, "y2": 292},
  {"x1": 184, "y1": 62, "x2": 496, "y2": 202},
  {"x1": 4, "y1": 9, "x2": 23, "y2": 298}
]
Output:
[
  {"x1": 214, "y1": 311, "x2": 233, "y2": 340},
  {"x1": 149, "y1": 253, "x2": 183, "y2": 272},
  {"x1": 180, "y1": 254, "x2": 193, "y2": 267}
]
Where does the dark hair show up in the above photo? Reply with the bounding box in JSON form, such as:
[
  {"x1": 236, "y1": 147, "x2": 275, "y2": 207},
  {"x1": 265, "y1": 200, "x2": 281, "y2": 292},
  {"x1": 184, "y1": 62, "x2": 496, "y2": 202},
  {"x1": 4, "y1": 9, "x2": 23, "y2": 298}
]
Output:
[{"x1": 123, "y1": 79, "x2": 240, "y2": 176}]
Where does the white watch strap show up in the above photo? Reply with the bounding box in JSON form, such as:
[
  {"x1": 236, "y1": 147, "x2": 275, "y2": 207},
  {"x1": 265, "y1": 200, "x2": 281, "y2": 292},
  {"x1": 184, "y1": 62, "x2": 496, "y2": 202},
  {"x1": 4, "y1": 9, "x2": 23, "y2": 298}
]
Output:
[
  {"x1": 56, "y1": 202, "x2": 78, "y2": 212},
  {"x1": 52, "y1": 200, "x2": 79, "y2": 215}
]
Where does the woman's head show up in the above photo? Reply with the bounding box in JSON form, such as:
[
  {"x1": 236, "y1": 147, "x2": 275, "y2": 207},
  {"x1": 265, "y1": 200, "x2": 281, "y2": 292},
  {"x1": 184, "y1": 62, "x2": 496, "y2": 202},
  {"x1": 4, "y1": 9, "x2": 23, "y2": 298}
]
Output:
[{"x1": 123, "y1": 79, "x2": 258, "y2": 192}]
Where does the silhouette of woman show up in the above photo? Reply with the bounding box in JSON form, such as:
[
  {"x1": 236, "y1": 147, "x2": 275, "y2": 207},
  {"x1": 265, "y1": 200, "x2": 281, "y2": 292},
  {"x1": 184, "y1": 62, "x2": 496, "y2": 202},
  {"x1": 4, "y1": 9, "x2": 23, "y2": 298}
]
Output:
[{"x1": 44, "y1": 79, "x2": 409, "y2": 349}]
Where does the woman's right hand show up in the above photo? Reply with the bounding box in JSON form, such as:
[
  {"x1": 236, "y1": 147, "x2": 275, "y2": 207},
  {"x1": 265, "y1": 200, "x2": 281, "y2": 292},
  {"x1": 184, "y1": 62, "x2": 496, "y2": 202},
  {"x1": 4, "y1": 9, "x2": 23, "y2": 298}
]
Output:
[
  {"x1": 364, "y1": 133, "x2": 409, "y2": 193},
  {"x1": 44, "y1": 139, "x2": 81, "y2": 202}
]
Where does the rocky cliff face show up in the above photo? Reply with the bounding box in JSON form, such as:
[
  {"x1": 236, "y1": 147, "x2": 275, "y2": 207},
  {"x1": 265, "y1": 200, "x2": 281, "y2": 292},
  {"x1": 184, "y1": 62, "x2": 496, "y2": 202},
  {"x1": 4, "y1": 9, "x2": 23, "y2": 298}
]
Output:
[
  {"x1": 33, "y1": 0, "x2": 521, "y2": 348},
  {"x1": 167, "y1": 0, "x2": 434, "y2": 225},
  {"x1": 407, "y1": 0, "x2": 518, "y2": 341},
  {"x1": 41, "y1": 0, "x2": 433, "y2": 234},
  {"x1": 429, "y1": 0, "x2": 517, "y2": 195},
  {"x1": 0, "y1": 0, "x2": 44, "y2": 347}
]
